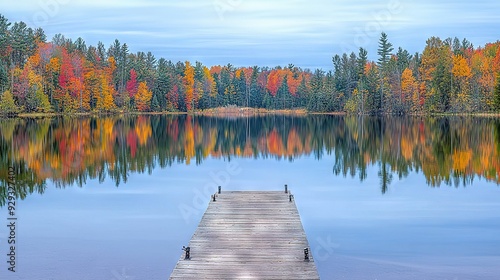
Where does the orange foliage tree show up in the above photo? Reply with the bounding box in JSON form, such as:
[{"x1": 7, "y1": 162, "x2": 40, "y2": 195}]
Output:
[{"x1": 184, "y1": 61, "x2": 195, "y2": 111}]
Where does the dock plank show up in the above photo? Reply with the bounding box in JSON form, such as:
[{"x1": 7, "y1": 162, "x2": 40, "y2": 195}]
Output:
[{"x1": 169, "y1": 191, "x2": 320, "y2": 279}]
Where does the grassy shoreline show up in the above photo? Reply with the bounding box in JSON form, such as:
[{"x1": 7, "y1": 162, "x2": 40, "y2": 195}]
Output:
[
  {"x1": 195, "y1": 107, "x2": 308, "y2": 117},
  {"x1": 2, "y1": 108, "x2": 499, "y2": 119},
  {"x1": 12, "y1": 111, "x2": 187, "y2": 118}
]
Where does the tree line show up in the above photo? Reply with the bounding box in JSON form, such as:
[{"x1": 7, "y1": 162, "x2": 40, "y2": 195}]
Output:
[{"x1": 0, "y1": 14, "x2": 499, "y2": 115}]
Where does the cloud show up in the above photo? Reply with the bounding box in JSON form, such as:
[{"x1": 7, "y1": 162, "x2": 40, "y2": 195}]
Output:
[{"x1": 3, "y1": 0, "x2": 500, "y2": 69}]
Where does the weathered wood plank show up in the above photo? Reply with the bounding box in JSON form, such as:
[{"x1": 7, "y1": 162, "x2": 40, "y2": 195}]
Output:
[{"x1": 169, "y1": 191, "x2": 320, "y2": 280}]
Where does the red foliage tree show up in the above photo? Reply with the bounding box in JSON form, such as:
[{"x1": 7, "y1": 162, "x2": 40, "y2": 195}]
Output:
[
  {"x1": 59, "y1": 49, "x2": 74, "y2": 90},
  {"x1": 126, "y1": 69, "x2": 138, "y2": 98},
  {"x1": 166, "y1": 84, "x2": 179, "y2": 110}
]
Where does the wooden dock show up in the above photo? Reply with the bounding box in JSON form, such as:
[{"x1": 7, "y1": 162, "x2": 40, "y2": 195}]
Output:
[{"x1": 170, "y1": 190, "x2": 320, "y2": 279}]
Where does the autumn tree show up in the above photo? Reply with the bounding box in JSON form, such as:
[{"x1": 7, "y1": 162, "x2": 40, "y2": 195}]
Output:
[
  {"x1": 26, "y1": 61, "x2": 51, "y2": 112},
  {"x1": 95, "y1": 69, "x2": 116, "y2": 112},
  {"x1": 12, "y1": 65, "x2": 29, "y2": 107},
  {"x1": 135, "y1": 81, "x2": 152, "y2": 111},
  {"x1": 166, "y1": 84, "x2": 179, "y2": 111},
  {"x1": 126, "y1": 69, "x2": 138, "y2": 97},
  {"x1": 241, "y1": 67, "x2": 253, "y2": 107},
  {"x1": 125, "y1": 68, "x2": 139, "y2": 109},
  {"x1": 97, "y1": 57, "x2": 117, "y2": 112},
  {"x1": 83, "y1": 68, "x2": 99, "y2": 111},
  {"x1": 58, "y1": 49, "x2": 74, "y2": 91},
  {"x1": 45, "y1": 56, "x2": 61, "y2": 105},
  {"x1": 183, "y1": 61, "x2": 195, "y2": 111},
  {"x1": 199, "y1": 66, "x2": 216, "y2": 108},
  {"x1": 0, "y1": 90, "x2": 18, "y2": 115},
  {"x1": 69, "y1": 55, "x2": 85, "y2": 112},
  {"x1": 266, "y1": 70, "x2": 281, "y2": 97},
  {"x1": 401, "y1": 68, "x2": 418, "y2": 113},
  {"x1": 451, "y1": 54, "x2": 472, "y2": 111},
  {"x1": 420, "y1": 37, "x2": 452, "y2": 112}
]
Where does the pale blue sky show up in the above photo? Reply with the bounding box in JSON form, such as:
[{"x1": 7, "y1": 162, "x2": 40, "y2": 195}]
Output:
[{"x1": 3, "y1": 0, "x2": 500, "y2": 69}]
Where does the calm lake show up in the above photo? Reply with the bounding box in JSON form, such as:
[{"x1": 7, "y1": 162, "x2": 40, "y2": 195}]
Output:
[{"x1": 0, "y1": 115, "x2": 499, "y2": 279}]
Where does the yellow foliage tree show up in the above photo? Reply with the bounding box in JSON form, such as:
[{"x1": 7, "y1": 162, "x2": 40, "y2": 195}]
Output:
[
  {"x1": 401, "y1": 68, "x2": 418, "y2": 113},
  {"x1": 0, "y1": 90, "x2": 19, "y2": 115},
  {"x1": 452, "y1": 54, "x2": 472, "y2": 78},
  {"x1": 203, "y1": 66, "x2": 217, "y2": 99},
  {"x1": 184, "y1": 61, "x2": 195, "y2": 111},
  {"x1": 135, "y1": 82, "x2": 152, "y2": 112},
  {"x1": 452, "y1": 54, "x2": 472, "y2": 111},
  {"x1": 96, "y1": 74, "x2": 116, "y2": 112}
]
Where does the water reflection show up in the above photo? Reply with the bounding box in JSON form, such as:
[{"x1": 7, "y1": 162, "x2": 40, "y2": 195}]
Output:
[{"x1": 0, "y1": 115, "x2": 499, "y2": 205}]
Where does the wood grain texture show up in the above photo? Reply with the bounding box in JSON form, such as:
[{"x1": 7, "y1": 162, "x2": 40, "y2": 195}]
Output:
[{"x1": 170, "y1": 191, "x2": 320, "y2": 280}]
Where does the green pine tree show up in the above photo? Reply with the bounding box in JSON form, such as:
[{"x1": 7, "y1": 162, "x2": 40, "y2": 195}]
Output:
[
  {"x1": 151, "y1": 94, "x2": 160, "y2": 111},
  {"x1": 494, "y1": 74, "x2": 500, "y2": 112},
  {"x1": 377, "y1": 32, "x2": 394, "y2": 113},
  {"x1": 377, "y1": 32, "x2": 394, "y2": 69},
  {"x1": 357, "y1": 47, "x2": 368, "y2": 78}
]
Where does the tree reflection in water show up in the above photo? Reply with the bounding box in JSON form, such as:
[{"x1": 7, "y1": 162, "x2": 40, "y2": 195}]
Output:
[{"x1": 1, "y1": 115, "x2": 499, "y2": 205}]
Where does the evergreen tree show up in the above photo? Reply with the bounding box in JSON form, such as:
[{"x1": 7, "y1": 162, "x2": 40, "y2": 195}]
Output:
[
  {"x1": 151, "y1": 94, "x2": 160, "y2": 111},
  {"x1": 153, "y1": 58, "x2": 172, "y2": 111},
  {"x1": 432, "y1": 55, "x2": 452, "y2": 112},
  {"x1": 0, "y1": 15, "x2": 11, "y2": 92},
  {"x1": 377, "y1": 32, "x2": 394, "y2": 69},
  {"x1": 357, "y1": 47, "x2": 368, "y2": 78},
  {"x1": 356, "y1": 48, "x2": 369, "y2": 114},
  {"x1": 0, "y1": 62, "x2": 8, "y2": 92},
  {"x1": 396, "y1": 47, "x2": 412, "y2": 77},
  {"x1": 494, "y1": 74, "x2": 500, "y2": 112},
  {"x1": 377, "y1": 32, "x2": 394, "y2": 113}
]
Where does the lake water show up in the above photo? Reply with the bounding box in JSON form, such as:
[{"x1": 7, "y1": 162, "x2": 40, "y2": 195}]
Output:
[{"x1": 0, "y1": 115, "x2": 499, "y2": 279}]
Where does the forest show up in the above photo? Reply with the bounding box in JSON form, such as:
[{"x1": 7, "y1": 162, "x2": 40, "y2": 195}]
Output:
[{"x1": 0, "y1": 14, "x2": 500, "y2": 115}]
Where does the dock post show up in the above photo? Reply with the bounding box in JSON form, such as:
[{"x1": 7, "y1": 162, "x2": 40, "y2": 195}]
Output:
[
  {"x1": 285, "y1": 184, "x2": 288, "y2": 193},
  {"x1": 304, "y1": 248, "x2": 309, "y2": 261},
  {"x1": 218, "y1": 186, "x2": 221, "y2": 194},
  {"x1": 183, "y1": 246, "x2": 191, "y2": 260},
  {"x1": 289, "y1": 194, "x2": 294, "y2": 202},
  {"x1": 212, "y1": 194, "x2": 216, "y2": 202}
]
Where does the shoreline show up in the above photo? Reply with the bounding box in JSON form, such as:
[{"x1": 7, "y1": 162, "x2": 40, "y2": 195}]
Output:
[
  {"x1": 1, "y1": 108, "x2": 499, "y2": 119},
  {"x1": 194, "y1": 107, "x2": 308, "y2": 117}
]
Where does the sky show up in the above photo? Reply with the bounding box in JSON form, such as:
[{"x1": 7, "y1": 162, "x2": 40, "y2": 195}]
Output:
[{"x1": 3, "y1": 0, "x2": 500, "y2": 69}]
